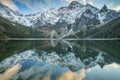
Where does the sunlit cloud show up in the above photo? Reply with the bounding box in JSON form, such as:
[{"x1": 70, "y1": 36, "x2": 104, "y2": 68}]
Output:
[
  {"x1": 42, "y1": 76, "x2": 51, "y2": 80},
  {"x1": 114, "y1": 5, "x2": 120, "y2": 11},
  {"x1": 81, "y1": 0, "x2": 93, "y2": 5},
  {"x1": 104, "y1": 63, "x2": 120, "y2": 71},
  {"x1": 86, "y1": 68, "x2": 91, "y2": 73},
  {"x1": 13, "y1": 64, "x2": 85, "y2": 80},
  {"x1": 82, "y1": 0, "x2": 86, "y2": 4},
  {"x1": 89, "y1": 0, "x2": 93, "y2": 5},
  {"x1": 109, "y1": 63, "x2": 119, "y2": 69},
  {"x1": 0, "y1": 0, "x2": 18, "y2": 11},
  {"x1": 27, "y1": 70, "x2": 85, "y2": 80},
  {"x1": 57, "y1": 71, "x2": 85, "y2": 80},
  {"x1": 64, "y1": 0, "x2": 76, "y2": 3},
  {"x1": 108, "y1": 2, "x2": 113, "y2": 7},
  {"x1": 0, "y1": 64, "x2": 21, "y2": 80}
]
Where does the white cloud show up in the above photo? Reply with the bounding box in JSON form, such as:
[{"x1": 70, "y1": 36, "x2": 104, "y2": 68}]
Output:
[
  {"x1": 64, "y1": 0, "x2": 76, "y2": 3},
  {"x1": 108, "y1": 2, "x2": 113, "y2": 7},
  {"x1": 82, "y1": 0, "x2": 86, "y2": 4},
  {"x1": 89, "y1": 0, "x2": 93, "y2": 5},
  {"x1": 63, "y1": 0, "x2": 93, "y2": 5},
  {"x1": 80, "y1": 0, "x2": 93, "y2": 5},
  {"x1": 0, "y1": 0, "x2": 18, "y2": 11},
  {"x1": 114, "y1": 5, "x2": 120, "y2": 11}
]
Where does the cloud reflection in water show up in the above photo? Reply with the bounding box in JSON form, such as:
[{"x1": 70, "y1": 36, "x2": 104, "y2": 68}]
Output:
[
  {"x1": 0, "y1": 64, "x2": 21, "y2": 80},
  {"x1": 0, "y1": 61, "x2": 120, "y2": 80},
  {"x1": 0, "y1": 61, "x2": 85, "y2": 80}
]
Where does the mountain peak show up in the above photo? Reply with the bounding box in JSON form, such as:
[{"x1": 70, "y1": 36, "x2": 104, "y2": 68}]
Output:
[
  {"x1": 85, "y1": 3, "x2": 98, "y2": 9},
  {"x1": 0, "y1": 3, "x2": 5, "y2": 8},
  {"x1": 70, "y1": 1, "x2": 79, "y2": 4},
  {"x1": 58, "y1": 6, "x2": 68, "y2": 11},
  {"x1": 103, "y1": 5, "x2": 108, "y2": 10},
  {"x1": 86, "y1": 3, "x2": 92, "y2": 7},
  {"x1": 48, "y1": 8, "x2": 56, "y2": 11},
  {"x1": 85, "y1": 9, "x2": 93, "y2": 14},
  {"x1": 68, "y1": 1, "x2": 83, "y2": 9},
  {"x1": 100, "y1": 5, "x2": 108, "y2": 12}
]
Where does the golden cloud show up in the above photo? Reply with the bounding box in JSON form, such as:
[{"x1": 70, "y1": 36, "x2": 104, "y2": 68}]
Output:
[
  {"x1": 109, "y1": 63, "x2": 119, "y2": 69},
  {"x1": 0, "y1": 64, "x2": 21, "y2": 80},
  {"x1": 57, "y1": 71, "x2": 86, "y2": 80},
  {"x1": 28, "y1": 70, "x2": 85, "y2": 80},
  {"x1": 114, "y1": 5, "x2": 120, "y2": 11},
  {"x1": 0, "y1": 0, "x2": 18, "y2": 11}
]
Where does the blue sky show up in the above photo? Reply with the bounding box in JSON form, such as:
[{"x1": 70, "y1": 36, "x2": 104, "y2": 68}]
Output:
[{"x1": 0, "y1": 0, "x2": 120, "y2": 15}]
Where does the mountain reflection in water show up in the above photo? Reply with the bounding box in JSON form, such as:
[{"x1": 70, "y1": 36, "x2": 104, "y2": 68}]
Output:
[{"x1": 0, "y1": 40, "x2": 120, "y2": 80}]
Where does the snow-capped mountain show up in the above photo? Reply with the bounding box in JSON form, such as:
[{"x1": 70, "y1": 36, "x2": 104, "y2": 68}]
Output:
[
  {"x1": 0, "y1": 1, "x2": 120, "y2": 28},
  {"x1": 0, "y1": 50, "x2": 106, "y2": 72},
  {"x1": 0, "y1": 49, "x2": 118, "y2": 73}
]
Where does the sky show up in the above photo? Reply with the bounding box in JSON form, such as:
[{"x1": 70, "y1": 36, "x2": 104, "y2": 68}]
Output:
[{"x1": 0, "y1": 0, "x2": 120, "y2": 15}]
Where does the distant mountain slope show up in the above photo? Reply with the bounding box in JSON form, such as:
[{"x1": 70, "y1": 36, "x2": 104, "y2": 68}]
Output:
[
  {"x1": 75, "y1": 16, "x2": 120, "y2": 38},
  {"x1": 0, "y1": 17, "x2": 44, "y2": 38},
  {"x1": 91, "y1": 16, "x2": 120, "y2": 38},
  {"x1": 0, "y1": 15, "x2": 120, "y2": 38}
]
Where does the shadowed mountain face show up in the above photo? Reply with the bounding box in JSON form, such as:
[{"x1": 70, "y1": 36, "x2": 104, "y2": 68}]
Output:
[
  {"x1": 75, "y1": 16, "x2": 120, "y2": 38},
  {"x1": 0, "y1": 40, "x2": 120, "y2": 80}
]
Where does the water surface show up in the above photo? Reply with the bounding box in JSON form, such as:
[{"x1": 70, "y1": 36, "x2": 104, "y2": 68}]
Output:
[{"x1": 0, "y1": 40, "x2": 120, "y2": 80}]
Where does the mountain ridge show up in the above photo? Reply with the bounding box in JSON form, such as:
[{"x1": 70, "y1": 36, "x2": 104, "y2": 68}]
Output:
[
  {"x1": 0, "y1": 1, "x2": 120, "y2": 38},
  {"x1": 0, "y1": 1, "x2": 120, "y2": 29}
]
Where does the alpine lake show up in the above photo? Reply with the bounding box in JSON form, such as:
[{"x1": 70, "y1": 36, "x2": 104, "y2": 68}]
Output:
[{"x1": 0, "y1": 39, "x2": 120, "y2": 80}]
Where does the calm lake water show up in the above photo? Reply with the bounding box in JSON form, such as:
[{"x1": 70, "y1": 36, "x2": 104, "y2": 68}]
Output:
[{"x1": 0, "y1": 40, "x2": 120, "y2": 80}]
